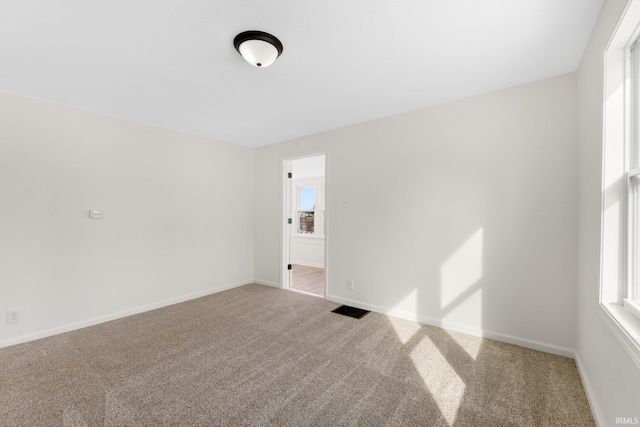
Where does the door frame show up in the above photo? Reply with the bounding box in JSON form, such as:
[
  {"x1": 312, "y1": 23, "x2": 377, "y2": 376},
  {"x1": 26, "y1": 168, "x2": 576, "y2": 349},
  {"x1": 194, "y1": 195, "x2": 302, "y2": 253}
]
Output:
[{"x1": 281, "y1": 151, "x2": 328, "y2": 297}]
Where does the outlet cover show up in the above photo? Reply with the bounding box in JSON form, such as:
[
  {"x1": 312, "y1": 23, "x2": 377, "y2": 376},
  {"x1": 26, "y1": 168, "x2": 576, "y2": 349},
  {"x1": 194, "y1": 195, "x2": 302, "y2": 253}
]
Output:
[
  {"x1": 347, "y1": 279, "x2": 353, "y2": 290},
  {"x1": 7, "y1": 310, "x2": 20, "y2": 324}
]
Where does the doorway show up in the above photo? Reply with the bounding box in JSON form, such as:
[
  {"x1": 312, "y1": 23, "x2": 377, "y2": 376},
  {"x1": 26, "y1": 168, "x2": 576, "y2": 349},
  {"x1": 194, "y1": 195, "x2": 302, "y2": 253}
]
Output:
[{"x1": 284, "y1": 154, "x2": 326, "y2": 297}]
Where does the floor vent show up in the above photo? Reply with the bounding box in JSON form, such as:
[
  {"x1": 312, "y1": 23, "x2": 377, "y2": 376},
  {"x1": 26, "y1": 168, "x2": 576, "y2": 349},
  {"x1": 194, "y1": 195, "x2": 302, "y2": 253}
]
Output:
[{"x1": 331, "y1": 305, "x2": 370, "y2": 319}]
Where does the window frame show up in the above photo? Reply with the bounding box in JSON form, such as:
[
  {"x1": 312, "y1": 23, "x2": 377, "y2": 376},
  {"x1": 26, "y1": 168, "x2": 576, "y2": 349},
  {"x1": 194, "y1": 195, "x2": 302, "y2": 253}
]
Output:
[
  {"x1": 627, "y1": 39, "x2": 640, "y2": 322},
  {"x1": 600, "y1": 1, "x2": 640, "y2": 371}
]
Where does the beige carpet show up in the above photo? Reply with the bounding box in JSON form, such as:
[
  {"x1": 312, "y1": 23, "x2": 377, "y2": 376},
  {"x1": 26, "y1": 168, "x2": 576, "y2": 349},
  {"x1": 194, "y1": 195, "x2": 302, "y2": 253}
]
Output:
[{"x1": 0, "y1": 284, "x2": 594, "y2": 426}]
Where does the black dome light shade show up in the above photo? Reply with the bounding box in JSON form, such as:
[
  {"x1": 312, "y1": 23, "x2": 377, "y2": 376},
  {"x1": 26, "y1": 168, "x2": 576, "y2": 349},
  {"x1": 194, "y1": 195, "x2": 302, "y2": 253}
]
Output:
[{"x1": 234, "y1": 31, "x2": 283, "y2": 67}]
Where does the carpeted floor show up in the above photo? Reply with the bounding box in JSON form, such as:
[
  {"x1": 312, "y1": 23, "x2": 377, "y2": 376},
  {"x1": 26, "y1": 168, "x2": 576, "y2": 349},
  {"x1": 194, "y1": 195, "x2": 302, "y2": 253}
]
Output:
[{"x1": 0, "y1": 284, "x2": 594, "y2": 426}]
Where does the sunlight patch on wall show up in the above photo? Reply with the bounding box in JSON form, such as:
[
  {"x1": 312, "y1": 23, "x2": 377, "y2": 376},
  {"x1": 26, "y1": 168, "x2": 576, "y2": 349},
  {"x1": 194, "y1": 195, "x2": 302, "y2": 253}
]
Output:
[
  {"x1": 410, "y1": 335, "x2": 465, "y2": 425},
  {"x1": 440, "y1": 229, "x2": 483, "y2": 308}
]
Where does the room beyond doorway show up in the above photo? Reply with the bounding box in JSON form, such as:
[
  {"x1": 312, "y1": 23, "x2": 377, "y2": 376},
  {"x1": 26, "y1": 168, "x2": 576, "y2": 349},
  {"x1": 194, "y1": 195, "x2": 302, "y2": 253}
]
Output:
[{"x1": 290, "y1": 264, "x2": 324, "y2": 297}]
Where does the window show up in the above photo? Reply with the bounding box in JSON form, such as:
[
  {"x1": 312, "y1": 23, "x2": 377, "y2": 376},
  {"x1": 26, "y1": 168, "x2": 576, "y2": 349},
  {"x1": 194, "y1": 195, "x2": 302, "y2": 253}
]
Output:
[
  {"x1": 600, "y1": 3, "x2": 640, "y2": 369},
  {"x1": 628, "y1": 39, "x2": 640, "y2": 322},
  {"x1": 295, "y1": 179, "x2": 324, "y2": 236},
  {"x1": 298, "y1": 186, "x2": 315, "y2": 234}
]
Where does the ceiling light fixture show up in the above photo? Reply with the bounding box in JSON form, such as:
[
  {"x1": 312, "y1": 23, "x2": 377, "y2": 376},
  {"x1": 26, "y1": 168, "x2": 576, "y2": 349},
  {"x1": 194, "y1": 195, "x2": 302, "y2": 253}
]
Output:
[{"x1": 233, "y1": 30, "x2": 283, "y2": 68}]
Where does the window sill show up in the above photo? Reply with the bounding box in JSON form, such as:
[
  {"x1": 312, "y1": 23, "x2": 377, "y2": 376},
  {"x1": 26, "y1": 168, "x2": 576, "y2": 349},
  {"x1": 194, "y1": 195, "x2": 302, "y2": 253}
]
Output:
[
  {"x1": 598, "y1": 302, "x2": 640, "y2": 369},
  {"x1": 624, "y1": 298, "x2": 640, "y2": 322},
  {"x1": 293, "y1": 234, "x2": 324, "y2": 239}
]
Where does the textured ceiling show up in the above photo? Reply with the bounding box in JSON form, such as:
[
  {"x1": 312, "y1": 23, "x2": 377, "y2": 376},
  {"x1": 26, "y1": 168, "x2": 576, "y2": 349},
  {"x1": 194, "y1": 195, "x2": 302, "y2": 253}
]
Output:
[{"x1": 0, "y1": 1, "x2": 603, "y2": 147}]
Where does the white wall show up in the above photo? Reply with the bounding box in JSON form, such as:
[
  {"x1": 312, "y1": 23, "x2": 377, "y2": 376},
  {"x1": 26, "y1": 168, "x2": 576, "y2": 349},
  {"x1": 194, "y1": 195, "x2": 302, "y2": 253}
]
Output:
[
  {"x1": 291, "y1": 236, "x2": 324, "y2": 268},
  {"x1": 576, "y1": 0, "x2": 640, "y2": 424},
  {"x1": 0, "y1": 91, "x2": 254, "y2": 347},
  {"x1": 254, "y1": 73, "x2": 578, "y2": 355},
  {"x1": 291, "y1": 155, "x2": 325, "y2": 179}
]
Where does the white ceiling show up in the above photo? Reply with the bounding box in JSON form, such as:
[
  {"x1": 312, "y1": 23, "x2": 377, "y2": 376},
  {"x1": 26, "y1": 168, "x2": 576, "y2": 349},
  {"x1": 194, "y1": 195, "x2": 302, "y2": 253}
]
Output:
[{"x1": 0, "y1": 1, "x2": 603, "y2": 148}]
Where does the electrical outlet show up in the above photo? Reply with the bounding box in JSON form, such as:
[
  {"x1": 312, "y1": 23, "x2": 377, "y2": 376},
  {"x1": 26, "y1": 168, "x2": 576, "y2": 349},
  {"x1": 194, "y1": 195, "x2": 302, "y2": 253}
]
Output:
[
  {"x1": 7, "y1": 310, "x2": 20, "y2": 324},
  {"x1": 347, "y1": 279, "x2": 353, "y2": 290}
]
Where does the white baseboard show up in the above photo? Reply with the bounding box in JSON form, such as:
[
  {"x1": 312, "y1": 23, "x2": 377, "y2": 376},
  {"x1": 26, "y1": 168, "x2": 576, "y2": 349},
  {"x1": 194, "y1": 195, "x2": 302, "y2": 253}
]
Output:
[
  {"x1": 574, "y1": 354, "x2": 605, "y2": 427},
  {"x1": 0, "y1": 279, "x2": 252, "y2": 350},
  {"x1": 253, "y1": 279, "x2": 281, "y2": 288},
  {"x1": 325, "y1": 293, "x2": 575, "y2": 358}
]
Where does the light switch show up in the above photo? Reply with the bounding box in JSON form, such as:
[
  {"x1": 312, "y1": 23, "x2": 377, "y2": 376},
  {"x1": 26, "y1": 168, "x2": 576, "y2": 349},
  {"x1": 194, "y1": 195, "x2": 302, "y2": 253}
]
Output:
[{"x1": 89, "y1": 210, "x2": 103, "y2": 219}]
